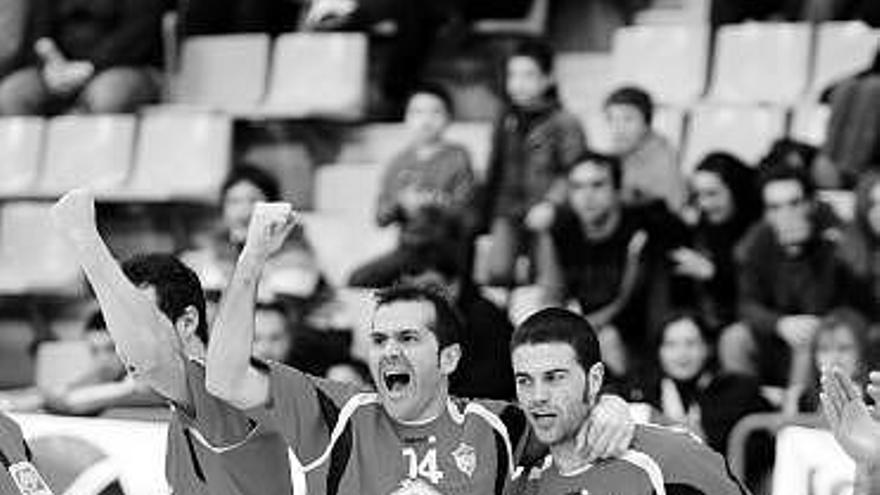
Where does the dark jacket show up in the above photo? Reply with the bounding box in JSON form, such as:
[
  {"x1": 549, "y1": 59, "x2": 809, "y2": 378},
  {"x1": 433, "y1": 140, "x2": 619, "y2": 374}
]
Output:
[{"x1": 480, "y1": 96, "x2": 586, "y2": 228}]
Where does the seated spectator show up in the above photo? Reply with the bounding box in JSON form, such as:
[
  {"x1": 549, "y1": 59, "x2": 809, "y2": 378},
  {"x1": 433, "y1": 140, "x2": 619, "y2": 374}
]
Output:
[
  {"x1": 325, "y1": 359, "x2": 372, "y2": 388},
  {"x1": 181, "y1": 0, "x2": 304, "y2": 36},
  {"x1": 631, "y1": 311, "x2": 769, "y2": 455},
  {"x1": 791, "y1": 308, "x2": 871, "y2": 415},
  {"x1": 402, "y1": 247, "x2": 516, "y2": 400},
  {"x1": 374, "y1": 83, "x2": 477, "y2": 234},
  {"x1": 182, "y1": 164, "x2": 323, "y2": 303},
  {"x1": 482, "y1": 40, "x2": 587, "y2": 286},
  {"x1": 839, "y1": 172, "x2": 880, "y2": 323},
  {"x1": 252, "y1": 303, "x2": 293, "y2": 364},
  {"x1": 675, "y1": 153, "x2": 761, "y2": 328},
  {"x1": 527, "y1": 151, "x2": 689, "y2": 377},
  {"x1": 0, "y1": 0, "x2": 165, "y2": 115},
  {"x1": 721, "y1": 165, "x2": 869, "y2": 386},
  {"x1": 604, "y1": 86, "x2": 683, "y2": 212}
]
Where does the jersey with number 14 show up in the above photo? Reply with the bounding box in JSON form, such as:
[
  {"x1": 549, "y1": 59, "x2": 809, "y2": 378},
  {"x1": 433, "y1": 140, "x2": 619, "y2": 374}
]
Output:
[{"x1": 251, "y1": 361, "x2": 531, "y2": 495}]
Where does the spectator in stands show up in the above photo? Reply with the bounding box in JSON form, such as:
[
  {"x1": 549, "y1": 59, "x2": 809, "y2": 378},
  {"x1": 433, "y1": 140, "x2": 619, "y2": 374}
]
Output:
[
  {"x1": 482, "y1": 40, "x2": 587, "y2": 286},
  {"x1": 0, "y1": 0, "x2": 165, "y2": 115},
  {"x1": 182, "y1": 164, "x2": 323, "y2": 303},
  {"x1": 675, "y1": 153, "x2": 761, "y2": 329},
  {"x1": 181, "y1": 0, "x2": 304, "y2": 36},
  {"x1": 604, "y1": 86, "x2": 683, "y2": 212},
  {"x1": 40, "y1": 311, "x2": 162, "y2": 416},
  {"x1": 720, "y1": 165, "x2": 868, "y2": 388},
  {"x1": 840, "y1": 172, "x2": 880, "y2": 324},
  {"x1": 631, "y1": 311, "x2": 769, "y2": 455},
  {"x1": 792, "y1": 308, "x2": 870, "y2": 414},
  {"x1": 402, "y1": 246, "x2": 516, "y2": 400},
  {"x1": 527, "y1": 151, "x2": 689, "y2": 378},
  {"x1": 0, "y1": 0, "x2": 26, "y2": 78},
  {"x1": 325, "y1": 359, "x2": 372, "y2": 388},
  {"x1": 303, "y1": 0, "x2": 535, "y2": 116},
  {"x1": 251, "y1": 303, "x2": 293, "y2": 364}
]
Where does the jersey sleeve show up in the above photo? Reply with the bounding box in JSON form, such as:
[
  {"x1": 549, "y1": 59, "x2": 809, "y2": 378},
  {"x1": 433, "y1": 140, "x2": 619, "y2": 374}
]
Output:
[{"x1": 244, "y1": 360, "x2": 362, "y2": 463}]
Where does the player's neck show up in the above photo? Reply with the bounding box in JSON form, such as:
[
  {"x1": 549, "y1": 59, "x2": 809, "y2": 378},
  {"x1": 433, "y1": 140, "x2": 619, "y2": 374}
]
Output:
[{"x1": 550, "y1": 440, "x2": 591, "y2": 477}]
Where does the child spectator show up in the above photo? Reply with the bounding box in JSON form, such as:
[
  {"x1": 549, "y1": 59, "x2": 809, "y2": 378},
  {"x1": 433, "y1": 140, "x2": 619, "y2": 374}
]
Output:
[
  {"x1": 482, "y1": 39, "x2": 587, "y2": 286},
  {"x1": 675, "y1": 153, "x2": 761, "y2": 329},
  {"x1": 604, "y1": 86, "x2": 684, "y2": 212},
  {"x1": 252, "y1": 303, "x2": 293, "y2": 364}
]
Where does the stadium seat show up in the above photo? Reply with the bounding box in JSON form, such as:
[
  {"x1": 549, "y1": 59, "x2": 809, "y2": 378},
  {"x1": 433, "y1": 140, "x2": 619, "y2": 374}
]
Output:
[
  {"x1": 173, "y1": 34, "x2": 271, "y2": 112},
  {"x1": 260, "y1": 33, "x2": 367, "y2": 120},
  {"x1": 37, "y1": 115, "x2": 136, "y2": 196},
  {"x1": 807, "y1": 22, "x2": 880, "y2": 100},
  {"x1": 336, "y1": 123, "x2": 493, "y2": 180},
  {"x1": 0, "y1": 202, "x2": 82, "y2": 294},
  {"x1": 611, "y1": 25, "x2": 709, "y2": 105},
  {"x1": 789, "y1": 105, "x2": 830, "y2": 147},
  {"x1": 708, "y1": 23, "x2": 812, "y2": 105},
  {"x1": 126, "y1": 110, "x2": 232, "y2": 201},
  {"x1": 556, "y1": 52, "x2": 615, "y2": 116},
  {"x1": 681, "y1": 105, "x2": 787, "y2": 173},
  {"x1": 472, "y1": 0, "x2": 550, "y2": 37},
  {"x1": 0, "y1": 117, "x2": 44, "y2": 196},
  {"x1": 314, "y1": 162, "x2": 386, "y2": 222}
]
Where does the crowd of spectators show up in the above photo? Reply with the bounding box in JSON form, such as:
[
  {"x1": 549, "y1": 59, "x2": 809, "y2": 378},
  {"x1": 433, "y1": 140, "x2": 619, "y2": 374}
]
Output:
[{"x1": 3, "y1": 1, "x2": 880, "y2": 491}]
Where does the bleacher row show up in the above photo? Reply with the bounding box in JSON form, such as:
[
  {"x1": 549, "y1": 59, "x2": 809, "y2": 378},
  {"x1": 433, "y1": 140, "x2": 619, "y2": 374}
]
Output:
[{"x1": 0, "y1": 20, "x2": 876, "y2": 296}]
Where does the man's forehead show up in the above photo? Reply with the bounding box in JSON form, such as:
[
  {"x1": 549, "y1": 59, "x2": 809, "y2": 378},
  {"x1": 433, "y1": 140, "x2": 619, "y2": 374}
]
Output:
[
  {"x1": 372, "y1": 300, "x2": 436, "y2": 332},
  {"x1": 512, "y1": 342, "x2": 579, "y2": 371}
]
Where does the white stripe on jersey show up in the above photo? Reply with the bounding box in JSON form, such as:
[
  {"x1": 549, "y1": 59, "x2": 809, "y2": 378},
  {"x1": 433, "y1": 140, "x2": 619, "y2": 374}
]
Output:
[
  {"x1": 302, "y1": 392, "x2": 379, "y2": 473},
  {"x1": 461, "y1": 402, "x2": 515, "y2": 478},
  {"x1": 621, "y1": 450, "x2": 666, "y2": 495}
]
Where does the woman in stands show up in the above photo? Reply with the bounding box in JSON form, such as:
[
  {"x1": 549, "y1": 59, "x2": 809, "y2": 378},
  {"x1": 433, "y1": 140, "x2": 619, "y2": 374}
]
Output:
[
  {"x1": 631, "y1": 311, "x2": 770, "y2": 456},
  {"x1": 672, "y1": 152, "x2": 761, "y2": 330},
  {"x1": 790, "y1": 308, "x2": 873, "y2": 415},
  {"x1": 839, "y1": 172, "x2": 880, "y2": 324}
]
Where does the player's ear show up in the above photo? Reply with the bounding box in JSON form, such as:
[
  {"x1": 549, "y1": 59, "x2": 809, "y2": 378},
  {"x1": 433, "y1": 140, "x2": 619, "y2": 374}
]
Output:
[
  {"x1": 439, "y1": 343, "x2": 461, "y2": 375},
  {"x1": 586, "y1": 362, "x2": 604, "y2": 404},
  {"x1": 175, "y1": 305, "x2": 200, "y2": 341}
]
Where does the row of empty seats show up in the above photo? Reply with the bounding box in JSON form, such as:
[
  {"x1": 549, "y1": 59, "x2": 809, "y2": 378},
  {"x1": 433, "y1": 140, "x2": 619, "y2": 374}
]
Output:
[
  {"x1": 0, "y1": 112, "x2": 232, "y2": 201},
  {"x1": 607, "y1": 21, "x2": 878, "y2": 107}
]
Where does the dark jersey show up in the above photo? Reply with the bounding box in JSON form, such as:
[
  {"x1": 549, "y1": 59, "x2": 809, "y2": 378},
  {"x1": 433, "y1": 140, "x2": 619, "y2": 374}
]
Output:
[
  {"x1": 250, "y1": 361, "x2": 534, "y2": 495},
  {"x1": 518, "y1": 425, "x2": 750, "y2": 495},
  {"x1": 165, "y1": 358, "x2": 293, "y2": 495}
]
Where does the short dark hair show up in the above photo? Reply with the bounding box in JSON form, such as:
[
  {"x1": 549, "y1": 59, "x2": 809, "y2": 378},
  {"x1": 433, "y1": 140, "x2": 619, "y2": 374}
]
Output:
[
  {"x1": 510, "y1": 39, "x2": 555, "y2": 74},
  {"x1": 605, "y1": 86, "x2": 654, "y2": 125},
  {"x1": 221, "y1": 164, "x2": 281, "y2": 203},
  {"x1": 373, "y1": 283, "x2": 462, "y2": 350},
  {"x1": 758, "y1": 163, "x2": 815, "y2": 201},
  {"x1": 83, "y1": 309, "x2": 106, "y2": 333},
  {"x1": 570, "y1": 150, "x2": 623, "y2": 190},
  {"x1": 121, "y1": 254, "x2": 208, "y2": 344},
  {"x1": 408, "y1": 81, "x2": 455, "y2": 117},
  {"x1": 511, "y1": 308, "x2": 602, "y2": 375}
]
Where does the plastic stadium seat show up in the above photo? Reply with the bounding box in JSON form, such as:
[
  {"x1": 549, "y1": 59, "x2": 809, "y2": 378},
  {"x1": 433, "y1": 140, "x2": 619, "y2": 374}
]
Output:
[
  {"x1": 682, "y1": 105, "x2": 787, "y2": 173},
  {"x1": 556, "y1": 52, "x2": 615, "y2": 115},
  {"x1": 173, "y1": 34, "x2": 271, "y2": 112},
  {"x1": 612, "y1": 25, "x2": 709, "y2": 105},
  {"x1": 0, "y1": 117, "x2": 44, "y2": 196},
  {"x1": 37, "y1": 115, "x2": 136, "y2": 196},
  {"x1": 336, "y1": 123, "x2": 493, "y2": 180},
  {"x1": 0, "y1": 203, "x2": 81, "y2": 294},
  {"x1": 261, "y1": 33, "x2": 367, "y2": 120},
  {"x1": 709, "y1": 23, "x2": 811, "y2": 105},
  {"x1": 314, "y1": 162, "x2": 385, "y2": 221},
  {"x1": 808, "y1": 22, "x2": 880, "y2": 100},
  {"x1": 790, "y1": 105, "x2": 830, "y2": 147},
  {"x1": 472, "y1": 0, "x2": 550, "y2": 37},
  {"x1": 127, "y1": 110, "x2": 232, "y2": 201}
]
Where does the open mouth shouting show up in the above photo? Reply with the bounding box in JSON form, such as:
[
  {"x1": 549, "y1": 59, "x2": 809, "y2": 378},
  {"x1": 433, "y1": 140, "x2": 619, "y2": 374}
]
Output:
[
  {"x1": 529, "y1": 410, "x2": 558, "y2": 430},
  {"x1": 380, "y1": 361, "x2": 415, "y2": 400}
]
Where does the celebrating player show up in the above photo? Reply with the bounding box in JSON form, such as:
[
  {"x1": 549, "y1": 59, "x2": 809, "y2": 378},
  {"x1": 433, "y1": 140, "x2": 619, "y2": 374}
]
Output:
[
  {"x1": 509, "y1": 307, "x2": 750, "y2": 495},
  {"x1": 51, "y1": 189, "x2": 294, "y2": 495},
  {"x1": 205, "y1": 202, "x2": 635, "y2": 495}
]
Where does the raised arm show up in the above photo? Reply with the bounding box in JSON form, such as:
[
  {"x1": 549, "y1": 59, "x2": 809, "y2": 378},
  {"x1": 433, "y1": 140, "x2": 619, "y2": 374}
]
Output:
[
  {"x1": 205, "y1": 202, "x2": 300, "y2": 410},
  {"x1": 51, "y1": 189, "x2": 189, "y2": 403}
]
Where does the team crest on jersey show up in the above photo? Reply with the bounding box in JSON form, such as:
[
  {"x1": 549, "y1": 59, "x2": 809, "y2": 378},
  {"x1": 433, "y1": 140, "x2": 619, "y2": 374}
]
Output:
[
  {"x1": 8, "y1": 462, "x2": 53, "y2": 495},
  {"x1": 450, "y1": 442, "x2": 476, "y2": 477},
  {"x1": 389, "y1": 478, "x2": 443, "y2": 495}
]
